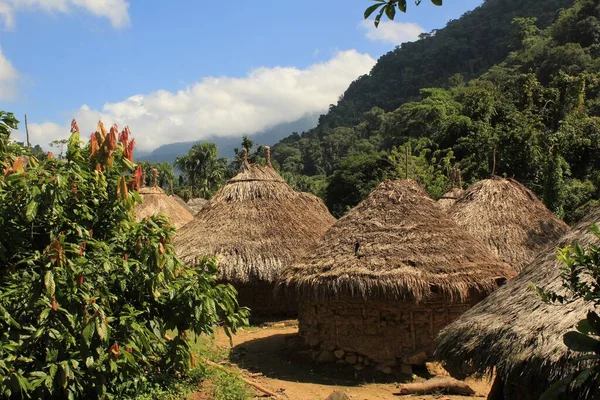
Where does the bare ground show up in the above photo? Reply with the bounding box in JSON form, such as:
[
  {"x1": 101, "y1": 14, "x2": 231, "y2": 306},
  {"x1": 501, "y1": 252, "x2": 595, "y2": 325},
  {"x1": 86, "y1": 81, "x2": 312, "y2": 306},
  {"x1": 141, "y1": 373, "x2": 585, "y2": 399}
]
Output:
[{"x1": 194, "y1": 321, "x2": 491, "y2": 400}]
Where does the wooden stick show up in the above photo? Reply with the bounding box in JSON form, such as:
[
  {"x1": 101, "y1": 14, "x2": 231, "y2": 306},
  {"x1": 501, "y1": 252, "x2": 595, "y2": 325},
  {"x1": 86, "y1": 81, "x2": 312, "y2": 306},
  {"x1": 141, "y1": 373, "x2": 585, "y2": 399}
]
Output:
[
  {"x1": 24, "y1": 114, "x2": 31, "y2": 148},
  {"x1": 396, "y1": 376, "x2": 475, "y2": 395},
  {"x1": 200, "y1": 357, "x2": 280, "y2": 398}
]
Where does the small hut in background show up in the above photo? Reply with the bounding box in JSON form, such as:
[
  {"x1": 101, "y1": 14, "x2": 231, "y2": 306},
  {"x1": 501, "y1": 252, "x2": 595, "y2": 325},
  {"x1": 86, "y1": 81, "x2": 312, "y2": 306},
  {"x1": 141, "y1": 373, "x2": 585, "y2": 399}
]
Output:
[
  {"x1": 448, "y1": 176, "x2": 569, "y2": 272},
  {"x1": 435, "y1": 208, "x2": 598, "y2": 399},
  {"x1": 279, "y1": 180, "x2": 516, "y2": 370},
  {"x1": 175, "y1": 147, "x2": 336, "y2": 316},
  {"x1": 171, "y1": 194, "x2": 194, "y2": 213},
  {"x1": 437, "y1": 187, "x2": 464, "y2": 212},
  {"x1": 187, "y1": 198, "x2": 208, "y2": 214},
  {"x1": 134, "y1": 169, "x2": 194, "y2": 229}
]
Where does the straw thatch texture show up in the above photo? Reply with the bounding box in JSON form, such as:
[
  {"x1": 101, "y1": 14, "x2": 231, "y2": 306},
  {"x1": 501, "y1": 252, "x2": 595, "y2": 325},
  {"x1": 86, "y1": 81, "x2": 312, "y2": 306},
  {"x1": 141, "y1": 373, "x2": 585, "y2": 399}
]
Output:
[
  {"x1": 437, "y1": 188, "x2": 464, "y2": 212},
  {"x1": 448, "y1": 177, "x2": 569, "y2": 272},
  {"x1": 279, "y1": 180, "x2": 517, "y2": 303},
  {"x1": 171, "y1": 195, "x2": 194, "y2": 214},
  {"x1": 435, "y1": 208, "x2": 599, "y2": 399},
  {"x1": 174, "y1": 161, "x2": 336, "y2": 285},
  {"x1": 187, "y1": 198, "x2": 208, "y2": 215},
  {"x1": 134, "y1": 186, "x2": 194, "y2": 229}
]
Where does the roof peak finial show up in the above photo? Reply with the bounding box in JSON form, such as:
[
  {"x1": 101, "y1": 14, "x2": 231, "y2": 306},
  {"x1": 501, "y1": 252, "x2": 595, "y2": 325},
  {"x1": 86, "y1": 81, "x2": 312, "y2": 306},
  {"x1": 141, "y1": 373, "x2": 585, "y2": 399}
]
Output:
[
  {"x1": 241, "y1": 147, "x2": 248, "y2": 164},
  {"x1": 265, "y1": 146, "x2": 272, "y2": 168}
]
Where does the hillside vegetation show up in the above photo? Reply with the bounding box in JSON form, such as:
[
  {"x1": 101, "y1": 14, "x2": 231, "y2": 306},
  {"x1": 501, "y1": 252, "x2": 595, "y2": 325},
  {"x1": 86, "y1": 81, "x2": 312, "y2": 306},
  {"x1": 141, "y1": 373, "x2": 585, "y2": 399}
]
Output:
[{"x1": 272, "y1": 0, "x2": 600, "y2": 220}]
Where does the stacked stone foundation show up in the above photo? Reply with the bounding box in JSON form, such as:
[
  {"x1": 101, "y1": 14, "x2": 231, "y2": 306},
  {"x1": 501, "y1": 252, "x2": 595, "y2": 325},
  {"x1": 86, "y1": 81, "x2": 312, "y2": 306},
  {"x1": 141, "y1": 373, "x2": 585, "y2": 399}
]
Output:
[{"x1": 298, "y1": 297, "x2": 476, "y2": 372}]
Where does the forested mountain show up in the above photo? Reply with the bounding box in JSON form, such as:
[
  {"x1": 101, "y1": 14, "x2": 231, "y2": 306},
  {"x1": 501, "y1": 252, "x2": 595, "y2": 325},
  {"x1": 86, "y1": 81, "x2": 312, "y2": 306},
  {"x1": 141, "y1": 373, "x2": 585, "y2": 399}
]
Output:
[
  {"x1": 272, "y1": 0, "x2": 600, "y2": 220},
  {"x1": 318, "y1": 0, "x2": 573, "y2": 129}
]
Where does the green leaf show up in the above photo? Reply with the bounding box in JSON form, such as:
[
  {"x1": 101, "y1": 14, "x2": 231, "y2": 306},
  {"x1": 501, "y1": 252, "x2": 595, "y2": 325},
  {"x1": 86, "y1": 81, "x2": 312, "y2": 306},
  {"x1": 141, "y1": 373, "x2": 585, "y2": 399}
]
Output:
[
  {"x1": 431, "y1": 0, "x2": 442, "y2": 5},
  {"x1": 587, "y1": 311, "x2": 600, "y2": 332},
  {"x1": 364, "y1": 2, "x2": 383, "y2": 19},
  {"x1": 384, "y1": 4, "x2": 396, "y2": 20},
  {"x1": 563, "y1": 331, "x2": 600, "y2": 353},
  {"x1": 44, "y1": 271, "x2": 55, "y2": 297},
  {"x1": 577, "y1": 319, "x2": 594, "y2": 335},
  {"x1": 571, "y1": 368, "x2": 594, "y2": 389},
  {"x1": 397, "y1": 0, "x2": 407, "y2": 13},
  {"x1": 25, "y1": 200, "x2": 38, "y2": 222},
  {"x1": 374, "y1": 7, "x2": 385, "y2": 27},
  {"x1": 96, "y1": 319, "x2": 108, "y2": 342},
  {"x1": 82, "y1": 321, "x2": 95, "y2": 345},
  {"x1": 540, "y1": 374, "x2": 574, "y2": 400}
]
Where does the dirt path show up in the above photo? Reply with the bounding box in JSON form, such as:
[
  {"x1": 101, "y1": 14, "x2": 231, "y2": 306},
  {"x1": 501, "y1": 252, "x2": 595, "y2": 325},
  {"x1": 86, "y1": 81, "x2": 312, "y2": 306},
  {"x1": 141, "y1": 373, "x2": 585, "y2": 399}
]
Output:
[{"x1": 205, "y1": 322, "x2": 491, "y2": 400}]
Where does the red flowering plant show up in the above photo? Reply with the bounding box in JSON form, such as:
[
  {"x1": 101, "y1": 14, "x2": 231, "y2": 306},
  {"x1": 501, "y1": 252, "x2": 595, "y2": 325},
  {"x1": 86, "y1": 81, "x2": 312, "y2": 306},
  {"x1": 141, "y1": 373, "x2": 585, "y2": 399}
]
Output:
[{"x1": 0, "y1": 113, "x2": 248, "y2": 399}]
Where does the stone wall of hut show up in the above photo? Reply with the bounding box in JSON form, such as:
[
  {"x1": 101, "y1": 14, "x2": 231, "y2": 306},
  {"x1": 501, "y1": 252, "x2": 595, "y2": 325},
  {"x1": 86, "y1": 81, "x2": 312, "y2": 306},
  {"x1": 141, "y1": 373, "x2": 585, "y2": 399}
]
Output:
[
  {"x1": 298, "y1": 297, "x2": 476, "y2": 368},
  {"x1": 234, "y1": 281, "x2": 297, "y2": 317}
]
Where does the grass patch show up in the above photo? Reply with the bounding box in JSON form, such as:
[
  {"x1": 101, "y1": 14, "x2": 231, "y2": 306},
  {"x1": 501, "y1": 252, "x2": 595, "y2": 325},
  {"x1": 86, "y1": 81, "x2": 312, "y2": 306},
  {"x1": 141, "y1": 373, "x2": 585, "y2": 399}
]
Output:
[{"x1": 134, "y1": 329, "x2": 251, "y2": 400}]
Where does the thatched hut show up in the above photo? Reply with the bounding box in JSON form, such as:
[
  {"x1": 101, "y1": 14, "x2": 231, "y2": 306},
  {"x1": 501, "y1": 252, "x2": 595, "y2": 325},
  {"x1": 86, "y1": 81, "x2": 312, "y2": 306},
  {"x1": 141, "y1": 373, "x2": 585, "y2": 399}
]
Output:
[
  {"x1": 448, "y1": 176, "x2": 569, "y2": 272},
  {"x1": 134, "y1": 186, "x2": 194, "y2": 229},
  {"x1": 434, "y1": 210, "x2": 597, "y2": 400},
  {"x1": 175, "y1": 148, "x2": 336, "y2": 315},
  {"x1": 187, "y1": 197, "x2": 208, "y2": 215},
  {"x1": 437, "y1": 187, "x2": 464, "y2": 212},
  {"x1": 279, "y1": 180, "x2": 516, "y2": 368}
]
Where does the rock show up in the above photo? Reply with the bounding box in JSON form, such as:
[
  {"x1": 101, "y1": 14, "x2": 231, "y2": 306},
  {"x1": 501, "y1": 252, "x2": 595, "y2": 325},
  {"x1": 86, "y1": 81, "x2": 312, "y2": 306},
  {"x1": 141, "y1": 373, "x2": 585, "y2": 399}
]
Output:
[
  {"x1": 325, "y1": 343, "x2": 336, "y2": 351},
  {"x1": 345, "y1": 355, "x2": 358, "y2": 365},
  {"x1": 326, "y1": 391, "x2": 351, "y2": 400},
  {"x1": 311, "y1": 350, "x2": 320, "y2": 360},
  {"x1": 381, "y1": 366, "x2": 393, "y2": 374},
  {"x1": 403, "y1": 351, "x2": 428, "y2": 366},
  {"x1": 400, "y1": 363, "x2": 413, "y2": 376},
  {"x1": 334, "y1": 349, "x2": 346, "y2": 359},
  {"x1": 306, "y1": 336, "x2": 320, "y2": 347},
  {"x1": 336, "y1": 359, "x2": 346, "y2": 365},
  {"x1": 425, "y1": 362, "x2": 450, "y2": 377},
  {"x1": 358, "y1": 355, "x2": 364, "y2": 363},
  {"x1": 363, "y1": 358, "x2": 370, "y2": 366},
  {"x1": 316, "y1": 350, "x2": 336, "y2": 363},
  {"x1": 354, "y1": 364, "x2": 364, "y2": 371}
]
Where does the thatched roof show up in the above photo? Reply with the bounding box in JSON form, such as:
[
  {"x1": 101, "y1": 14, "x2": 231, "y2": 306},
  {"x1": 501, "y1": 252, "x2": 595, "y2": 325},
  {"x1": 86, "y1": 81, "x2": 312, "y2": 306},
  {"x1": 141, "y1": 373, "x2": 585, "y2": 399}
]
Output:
[
  {"x1": 448, "y1": 176, "x2": 569, "y2": 272},
  {"x1": 435, "y1": 207, "x2": 600, "y2": 392},
  {"x1": 437, "y1": 187, "x2": 464, "y2": 212},
  {"x1": 187, "y1": 197, "x2": 208, "y2": 215},
  {"x1": 134, "y1": 186, "x2": 194, "y2": 229},
  {"x1": 174, "y1": 150, "x2": 336, "y2": 284},
  {"x1": 171, "y1": 194, "x2": 194, "y2": 214},
  {"x1": 279, "y1": 180, "x2": 516, "y2": 303}
]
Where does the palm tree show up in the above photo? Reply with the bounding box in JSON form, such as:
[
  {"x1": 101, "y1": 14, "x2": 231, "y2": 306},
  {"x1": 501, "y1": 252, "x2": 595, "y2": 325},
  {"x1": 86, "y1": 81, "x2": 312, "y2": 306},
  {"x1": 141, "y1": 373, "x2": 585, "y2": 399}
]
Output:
[{"x1": 175, "y1": 143, "x2": 227, "y2": 198}]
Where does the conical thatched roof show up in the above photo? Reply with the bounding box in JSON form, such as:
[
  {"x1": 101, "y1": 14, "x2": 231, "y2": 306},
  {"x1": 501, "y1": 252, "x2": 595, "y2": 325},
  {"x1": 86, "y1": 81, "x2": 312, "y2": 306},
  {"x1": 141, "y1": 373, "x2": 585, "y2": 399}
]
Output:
[
  {"x1": 174, "y1": 151, "x2": 336, "y2": 284},
  {"x1": 134, "y1": 186, "x2": 194, "y2": 229},
  {"x1": 437, "y1": 187, "x2": 464, "y2": 212},
  {"x1": 435, "y1": 207, "x2": 600, "y2": 393},
  {"x1": 448, "y1": 177, "x2": 569, "y2": 272},
  {"x1": 171, "y1": 194, "x2": 194, "y2": 214},
  {"x1": 187, "y1": 197, "x2": 208, "y2": 215},
  {"x1": 279, "y1": 180, "x2": 516, "y2": 303}
]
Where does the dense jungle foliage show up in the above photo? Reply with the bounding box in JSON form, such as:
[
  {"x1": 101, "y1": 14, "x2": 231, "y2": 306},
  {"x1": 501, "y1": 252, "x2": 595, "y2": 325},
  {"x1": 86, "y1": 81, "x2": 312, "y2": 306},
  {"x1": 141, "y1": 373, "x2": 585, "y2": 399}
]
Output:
[
  {"x1": 271, "y1": 0, "x2": 600, "y2": 220},
  {"x1": 0, "y1": 113, "x2": 248, "y2": 399}
]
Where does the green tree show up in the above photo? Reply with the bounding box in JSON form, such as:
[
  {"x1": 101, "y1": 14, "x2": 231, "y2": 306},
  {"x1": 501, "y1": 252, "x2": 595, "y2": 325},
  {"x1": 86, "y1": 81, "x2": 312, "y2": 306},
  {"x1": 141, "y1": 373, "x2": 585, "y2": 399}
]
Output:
[
  {"x1": 175, "y1": 143, "x2": 227, "y2": 198},
  {"x1": 0, "y1": 118, "x2": 248, "y2": 398},
  {"x1": 535, "y1": 225, "x2": 600, "y2": 399}
]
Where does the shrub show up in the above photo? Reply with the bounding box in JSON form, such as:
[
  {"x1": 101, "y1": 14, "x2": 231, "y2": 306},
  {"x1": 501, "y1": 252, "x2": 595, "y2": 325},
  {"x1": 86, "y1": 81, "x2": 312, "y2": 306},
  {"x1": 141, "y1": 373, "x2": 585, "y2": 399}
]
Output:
[{"x1": 0, "y1": 113, "x2": 248, "y2": 399}]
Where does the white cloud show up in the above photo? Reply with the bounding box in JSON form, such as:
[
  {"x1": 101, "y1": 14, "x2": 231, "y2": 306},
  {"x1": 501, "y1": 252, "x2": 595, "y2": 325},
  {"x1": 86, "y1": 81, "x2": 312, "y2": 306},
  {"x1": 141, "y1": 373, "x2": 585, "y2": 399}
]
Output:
[
  {"x1": 0, "y1": 0, "x2": 130, "y2": 30},
  {"x1": 360, "y1": 20, "x2": 424, "y2": 45},
  {"x1": 20, "y1": 50, "x2": 377, "y2": 152},
  {"x1": 0, "y1": 48, "x2": 18, "y2": 100}
]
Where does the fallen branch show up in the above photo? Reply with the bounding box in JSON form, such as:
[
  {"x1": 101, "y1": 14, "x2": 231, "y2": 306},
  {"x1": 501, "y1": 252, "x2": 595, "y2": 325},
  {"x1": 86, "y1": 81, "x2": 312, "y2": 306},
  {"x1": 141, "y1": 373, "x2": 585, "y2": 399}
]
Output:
[
  {"x1": 200, "y1": 356, "x2": 280, "y2": 398},
  {"x1": 396, "y1": 376, "x2": 475, "y2": 396}
]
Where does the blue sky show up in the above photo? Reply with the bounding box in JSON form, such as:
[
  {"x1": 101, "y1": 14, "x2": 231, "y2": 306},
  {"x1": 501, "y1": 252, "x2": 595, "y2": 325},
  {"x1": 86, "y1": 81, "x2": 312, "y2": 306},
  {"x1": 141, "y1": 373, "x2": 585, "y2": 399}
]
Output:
[{"x1": 0, "y1": 0, "x2": 482, "y2": 151}]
